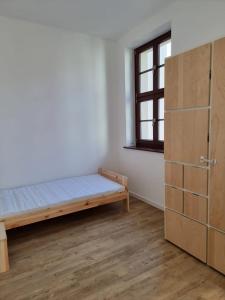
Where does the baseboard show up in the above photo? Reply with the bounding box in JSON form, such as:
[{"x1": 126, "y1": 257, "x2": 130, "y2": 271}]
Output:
[{"x1": 129, "y1": 191, "x2": 164, "y2": 211}]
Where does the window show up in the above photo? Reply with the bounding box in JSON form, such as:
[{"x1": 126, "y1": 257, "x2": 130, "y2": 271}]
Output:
[{"x1": 134, "y1": 31, "x2": 171, "y2": 152}]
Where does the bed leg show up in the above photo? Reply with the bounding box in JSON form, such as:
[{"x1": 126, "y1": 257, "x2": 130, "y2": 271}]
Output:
[
  {"x1": 0, "y1": 223, "x2": 9, "y2": 273},
  {"x1": 123, "y1": 193, "x2": 130, "y2": 212}
]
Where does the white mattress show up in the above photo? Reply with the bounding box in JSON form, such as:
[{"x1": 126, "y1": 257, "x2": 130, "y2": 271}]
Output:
[{"x1": 0, "y1": 174, "x2": 125, "y2": 219}]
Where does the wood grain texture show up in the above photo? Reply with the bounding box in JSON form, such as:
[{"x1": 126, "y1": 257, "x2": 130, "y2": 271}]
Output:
[
  {"x1": 165, "y1": 186, "x2": 183, "y2": 213},
  {"x1": 209, "y1": 37, "x2": 225, "y2": 232},
  {"x1": 0, "y1": 223, "x2": 9, "y2": 273},
  {"x1": 123, "y1": 193, "x2": 130, "y2": 212},
  {"x1": 165, "y1": 162, "x2": 183, "y2": 188},
  {"x1": 184, "y1": 192, "x2": 207, "y2": 224},
  {"x1": 98, "y1": 168, "x2": 128, "y2": 189},
  {"x1": 208, "y1": 228, "x2": 225, "y2": 275},
  {"x1": 165, "y1": 109, "x2": 209, "y2": 165},
  {"x1": 2, "y1": 191, "x2": 129, "y2": 230},
  {"x1": 0, "y1": 198, "x2": 225, "y2": 300},
  {"x1": 0, "y1": 223, "x2": 7, "y2": 240},
  {"x1": 0, "y1": 169, "x2": 129, "y2": 273},
  {"x1": 165, "y1": 209, "x2": 207, "y2": 262},
  {"x1": 165, "y1": 43, "x2": 211, "y2": 110},
  {"x1": 1, "y1": 169, "x2": 129, "y2": 231},
  {"x1": 184, "y1": 166, "x2": 208, "y2": 196}
]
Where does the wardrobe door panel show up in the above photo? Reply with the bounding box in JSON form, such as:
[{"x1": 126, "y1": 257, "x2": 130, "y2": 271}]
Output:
[
  {"x1": 184, "y1": 166, "x2": 208, "y2": 196},
  {"x1": 165, "y1": 186, "x2": 183, "y2": 213},
  {"x1": 165, "y1": 109, "x2": 209, "y2": 164},
  {"x1": 209, "y1": 37, "x2": 225, "y2": 232},
  {"x1": 165, "y1": 44, "x2": 211, "y2": 110},
  {"x1": 165, "y1": 209, "x2": 207, "y2": 262},
  {"x1": 165, "y1": 162, "x2": 183, "y2": 188},
  {"x1": 184, "y1": 192, "x2": 207, "y2": 224},
  {"x1": 164, "y1": 111, "x2": 183, "y2": 161},
  {"x1": 208, "y1": 228, "x2": 225, "y2": 274}
]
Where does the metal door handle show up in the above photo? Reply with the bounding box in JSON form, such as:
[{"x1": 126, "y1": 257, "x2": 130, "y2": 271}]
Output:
[{"x1": 200, "y1": 156, "x2": 217, "y2": 165}]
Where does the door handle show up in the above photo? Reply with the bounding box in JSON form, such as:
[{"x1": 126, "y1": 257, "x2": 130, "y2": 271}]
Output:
[{"x1": 200, "y1": 156, "x2": 217, "y2": 166}]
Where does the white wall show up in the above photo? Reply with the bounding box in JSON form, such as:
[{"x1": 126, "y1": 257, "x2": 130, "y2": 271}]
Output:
[
  {"x1": 2, "y1": 0, "x2": 225, "y2": 203},
  {"x1": 0, "y1": 16, "x2": 116, "y2": 188},
  {"x1": 113, "y1": 0, "x2": 225, "y2": 209}
]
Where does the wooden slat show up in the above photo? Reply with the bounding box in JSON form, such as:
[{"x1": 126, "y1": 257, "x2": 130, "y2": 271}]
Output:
[
  {"x1": 0, "y1": 223, "x2": 7, "y2": 240},
  {"x1": 98, "y1": 168, "x2": 128, "y2": 189},
  {"x1": 2, "y1": 192, "x2": 129, "y2": 230},
  {"x1": 209, "y1": 37, "x2": 225, "y2": 232},
  {"x1": 165, "y1": 186, "x2": 183, "y2": 213},
  {"x1": 165, "y1": 209, "x2": 207, "y2": 262},
  {"x1": 165, "y1": 43, "x2": 211, "y2": 110},
  {"x1": 123, "y1": 193, "x2": 130, "y2": 212},
  {"x1": 184, "y1": 192, "x2": 207, "y2": 224},
  {"x1": 184, "y1": 166, "x2": 208, "y2": 196},
  {"x1": 165, "y1": 162, "x2": 183, "y2": 188},
  {"x1": 0, "y1": 223, "x2": 9, "y2": 273},
  {"x1": 165, "y1": 109, "x2": 209, "y2": 165},
  {"x1": 208, "y1": 228, "x2": 225, "y2": 275}
]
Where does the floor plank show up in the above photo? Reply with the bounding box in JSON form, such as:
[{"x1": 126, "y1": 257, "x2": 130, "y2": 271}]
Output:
[{"x1": 0, "y1": 198, "x2": 225, "y2": 300}]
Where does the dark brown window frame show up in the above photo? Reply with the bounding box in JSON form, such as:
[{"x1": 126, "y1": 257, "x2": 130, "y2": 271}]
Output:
[{"x1": 134, "y1": 31, "x2": 171, "y2": 152}]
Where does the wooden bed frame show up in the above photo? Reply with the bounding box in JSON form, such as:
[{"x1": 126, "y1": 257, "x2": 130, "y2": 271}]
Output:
[{"x1": 0, "y1": 168, "x2": 129, "y2": 273}]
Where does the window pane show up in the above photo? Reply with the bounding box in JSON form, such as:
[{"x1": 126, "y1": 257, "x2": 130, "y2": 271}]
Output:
[
  {"x1": 158, "y1": 98, "x2": 164, "y2": 119},
  {"x1": 159, "y1": 39, "x2": 171, "y2": 65},
  {"x1": 140, "y1": 100, "x2": 153, "y2": 120},
  {"x1": 141, "y1": 121, "x2": 153, "y2": 140},
  {"x1": 158, "y1": 120, "x2": 164, "y2": 141},
  {"x1": 140, "y1": 71, "x2": 153, "y2": 93},
  {"x1": 140, "y1": 48, "x2": 153, "y2": 72},
  {"x1": 159, "y1": 66, "x2": 165, "y2": 89}
]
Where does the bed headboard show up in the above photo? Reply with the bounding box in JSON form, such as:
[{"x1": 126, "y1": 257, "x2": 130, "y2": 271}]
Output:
[{"x1": 98, "y1": 168, "x2": 128, "y2": 189}]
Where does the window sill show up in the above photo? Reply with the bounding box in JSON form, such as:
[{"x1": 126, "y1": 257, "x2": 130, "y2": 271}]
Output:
[{"x1": 123, "y1": 146, "x2": 164, "y2": 154}]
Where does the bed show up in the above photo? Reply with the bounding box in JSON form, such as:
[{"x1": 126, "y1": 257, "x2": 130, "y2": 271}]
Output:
[{"x1": 0, "y1": 168, "x2": 129, "y2": 273}]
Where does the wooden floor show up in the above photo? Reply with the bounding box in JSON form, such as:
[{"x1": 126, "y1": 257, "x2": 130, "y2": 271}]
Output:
[{"x1": 0, "y1": 198, "x2": 225, "y2": 300}]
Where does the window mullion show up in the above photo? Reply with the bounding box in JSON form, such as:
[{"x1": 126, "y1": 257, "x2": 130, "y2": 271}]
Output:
[{"x1": 153, "y1": 41, "x2": 159, "y2": 143}]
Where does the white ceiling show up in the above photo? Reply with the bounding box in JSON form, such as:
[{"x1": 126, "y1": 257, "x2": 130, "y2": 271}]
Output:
[{"x1": 0, "y1": 0, "x2": 174, "y2": 39}]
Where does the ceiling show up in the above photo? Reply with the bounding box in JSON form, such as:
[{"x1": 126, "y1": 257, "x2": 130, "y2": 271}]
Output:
[{"x1": 0, "y1": 0, "x2": 174, "y2": 39}]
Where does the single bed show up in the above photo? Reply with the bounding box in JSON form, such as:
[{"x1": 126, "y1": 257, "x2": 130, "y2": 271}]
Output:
[{"x1": 0, "y1": 168, "x2": 129, "y2": 273}]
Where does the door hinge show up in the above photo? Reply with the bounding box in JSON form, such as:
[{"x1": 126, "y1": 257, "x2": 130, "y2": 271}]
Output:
[
  {"x1": 209, "y1": 70, "x2": 212, "y2": 80},
  {"x1": 208, "y1": 133, "x2": 210, "y2": 143}
]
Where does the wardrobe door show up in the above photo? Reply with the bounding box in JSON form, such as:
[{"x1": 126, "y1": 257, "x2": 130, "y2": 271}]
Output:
[
  {"x1": 165, "y1": 42, "x2": 211, "y2": 264},
  {"x1": 209, "y1": 37, "x2": 225, "y2": 232},
  {"x1": 165, "y1": 44, "x2": 211, "y2": 110},
  {"x1": 165, "y1": 109, "x2": 209, "y2": 164}
]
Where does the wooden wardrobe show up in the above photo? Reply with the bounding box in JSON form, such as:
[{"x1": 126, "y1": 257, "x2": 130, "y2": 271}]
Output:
[{"x1": 164, "y1": 37, "x2": 225, "y2": 275}]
